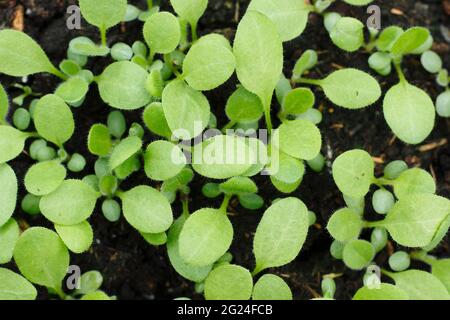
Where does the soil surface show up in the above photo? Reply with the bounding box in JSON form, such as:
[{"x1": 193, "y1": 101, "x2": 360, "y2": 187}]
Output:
[{"x1": 0, "y1": 0, "x2": 449, "y2": 300}]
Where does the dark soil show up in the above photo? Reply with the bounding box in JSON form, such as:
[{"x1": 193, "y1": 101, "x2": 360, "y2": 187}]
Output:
[{"x1": 1, "y1": 0, "x2": 449, "y2": 300}]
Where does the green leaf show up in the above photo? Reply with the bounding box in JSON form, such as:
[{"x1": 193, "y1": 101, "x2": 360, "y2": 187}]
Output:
[
  {"x1": 0, "y1": 125, "x2": 30, "y2": 163},
  {"x1": 55, "y1": 77, "x2": 89, "y2": 105},
  {"x1": 219, "y1": 177, "x2": 258, "y2": 195},
  {"x1": 283, "y1": 88, "x2": 315, "y2": 115},
  {"x1": 248, "y1": 0, "x2": 310, "y2": 42},
  {"x1": 332, "y1": 149, "x2": 374, "y2": 198},
  {"x1": 436, "y1": 91, "x2": 450, "y2": 118},
  {"x1": 140, "y1": 232, "x2": 167, "y2": 246},
  {"x1": 143, "y1": 12, "x2": 181, "y2": 54},
  {"x1": 225, "y1": 87, "x2": 263, "y2": 123},
  {"x1": 330, "y1": 17, "x2": 364, "y2": 52},
  {"x1": 391, "y1": 27, "x2": 430, "y2": 55},
  {"x1": 321, "y1": 69, "x2": 381, "y2": 109},
  {"x1": 183, "y1": 34, "x2": 236, "y2": 91},
  {"x1": 79, "y1": 0, "x2": 127, "y2": 30},
  {"x1": 293, "y1": 50, "x2": 318, "y2": 78},
  {"x1": 386, "y1": 270, "x2": 450, "y2": 300},
  {"x1": 97, "y1": 61, "x2": 151, "y2": 110},
  {"x1": 234, "y1": 11, "x2": 283, "y2": 107},
  {"x1": 391, "y1": 168, "x2": 436, "y2": 199},
  {"x1": 343, "y1": 0, "x2": 374, "y2": 5},
  {"x1": 431, "y1": 259, "x2": 450, "y2": 293},
  {"x1": 69, "y1": 37, "x2": 110, "y2": 57},
  {"x1": 192, "y1": 135, "x2": 256, "y2": 179},
  {"x1": 167, "y1": 215, "x2": 212, "y2": 282},
  {"x1": 204, "y1": 264, "x2": 253, "y2": 300},
  {"x1": 422, "y1": 215, "x2": 450, "y2": 252},
  {"x1": 327, "y1": 208, "x2": 363, "y2": 242},
  {"x1": 0, "y1": 84, "x2": 8, "y2": 122},
  {"x1": 40, "y1": 180, "x2": 99, "y2": 225},
  {"x1": 253, "y1": 198, "x2": 309, "y2": 273},
  {"x1": 376, "y1": 26, "x2": 404, "y2": 52},
  {"x1": 421, "y1": 51, "x2": 443, "y2": 73},
  {"x1": 162, "y1": 79, "x2": 210, "y2": 140},
  {"x1": 13, "y1": 227, "x2": 69, "y2": 290},
  {"x1": 143, "y1": 102, "x2": 172, "y2": 139},
  {"x1": 252, "y1": 274, "x2": 293, "y2": 300},
  {"x1": 383, "y1": 83, "x2": 435, "y2": 144},
  {"x1": 0, "y1": 29, "x2": 60, "y2": 77},
  {"x1": 273, "y1": 119, "x2": 321, "y2": 160},
  {"x1": 269, "y1": 151, "x2": 304, "y2": 194},
  {"x1": 55, "y1": 221, "x2": 93, "y2": 254},
  {"x1": 179, "y1": 208, "x2": 233, "y2": 266},
  {"x1": 353, "y1": 283, "x2": 409, "y2": 300},
  {"x1": 0, "y1": 219, "x2": 19, "y2": 264},
  {"x1": 81, "y1": 291, "x2": 111, "y2": 300},
  {"x1": 342, "y1": 239, "x2": 375, "y2": 270},
  {"x1": 144, "y1": 140, "x2": 186, "y2": 181},
  {"x1": 0, "y1": 268, "x2": 37, "y2": 300},
  {"x1": 380, "y1": 194, "x2": 450, "y2": 247},
  {"x1": 121, "y1": 185, "x2": 173, "y2": 234},
  {"x1": 0, "y1": 163, "x2": 17, "y2": 227},
  {"x1": 109, "y1": 136, "x2": 142, "y2": 170},
  {"x1": 88, "y1": 124, "x2": 112, "y2": 156},
  {"x1": 34, "y1": 94, "x2": 74, "y2": 147},
  {"x1": 169, "y1": 0, "x2": 208, "y2": 27},
  {"x1": 75, "y1": 270, "x2": 103, "y2": 295},
  {"x1": 24, "y1": 160, "x2": 67, "y2": 196}
]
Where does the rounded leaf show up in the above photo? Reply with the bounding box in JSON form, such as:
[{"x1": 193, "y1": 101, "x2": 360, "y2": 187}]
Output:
[
  {"x1": 34, "y1": 94, "x2": 74, "y2": 147},
  {"x1": 225, "y1": 87, "x2": 263, "y2": 123},
  {"x1": 88, "y1": 124, "x2": 112, "y2": 156},
  {"x1": 109, "y1": 136, "x2": 142, "y2": 170},
  {"x1": 98, "y1": 61, "x2": 151, "y2": 110},
  {"x1": 79, "y1": 0, "x2": 127, "y2": 30},
  {"x1": 144, "y1": 140, "x2": 186, "y2": 181},
  {"x1": 0, "y1": 268, "x2": 37, "y2": 300},
  {"x1": 55, "y1": 221, "x2": 93, "y2": 254},
  {"x1": 391, "y1": 27, "x2": 430, "y2": 55},
  {"x1": 204, "y1": 264, "x2": 253, "y2": 300},
  {"x1": 179, "y1": 208, "x2": 233, "y2": 266},
  {"x1": 0, "y1": 218, "x2": 19, "y2": 264},
  {"x1": 0, "y1": 126, "x2": 29, "y2": 163},
  {"x1": 143, "y1": 102, "x2": 172, "y2": 138},
  {"x1": 13, "y1": 227, "x2": 69, "y2": 289},
  {"x1": 327, "y1": 208, "x2": 363, "y2": 242},
  {"x1": 40, "y1": 180, "x2": 99, "y2": 225},
  {"x1": 321, "y1": 69, "x2": 381, "y2": 109},
  {"x1": 121, "y1": 185, "x2": 173, "y2": 233},
  {"x1": 392, "y1": 168, "x2": 436, "y2": 199},
  {"x1": 332, "y1": 149, "x2": 374, "y2": 198},
  {"x1": 183, "y1": 34, "x2": 235, "y2": 91},
  {"x1": 330, "y1": 17, "x2": 364, "y2": 52},
  {"x1": 283, "y1": 88, "x2": 315, "y2": 115},
  {"x1": 0, "y1": 84, "x2": 9, "y2": 122},
  {"x1": 353, "y1": 283, "x2": 408, "y2": 300},
  {"x1": 343, "y1": 239, "x2": 375, "y2": 270},
  {"x1": 143, "y1": 12, "x2": 181, "y2": 54},
  {"x1": 0, "y1": 163, "x2": 17, "y2": 227},
  {"x1": 252, "y1": 274, "x2": 293, "y2": 300},
  {"x1": 170, "y1": 0, "x2": 208, "y2": 26},
  {"x1": 24, "y1": 161, "x2": 66, "y2": 196},
  {"x1": 253, "y1": 198, "x2": 309, "y2": 273},
  {"x1": 162, "y1": 79, "x2": 210, "y2": 140}
]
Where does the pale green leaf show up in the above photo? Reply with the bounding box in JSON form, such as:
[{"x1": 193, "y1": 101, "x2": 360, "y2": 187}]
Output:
[
  {"x1": 0, "y1": 126, "x2": 29, "y2": 163},
  {"x1": 0, "y1": 219, "x2": 19, "y2": 264},
  {"x1": 0, "y1": 163, "x2": 17, "y2": 227},
  {"x1": 40, "y1": 180, "x2": 99, "y2": 225},
  {"x1": 79, "y1": 0, "x2": 127, "y2": 30},
  {"x1": 327, "y1": 208, "x2": 363, "y2": 242},
  {"x1": 391, "y1": 27, "x2": 430, "y2": 55},
  {"x1": 183, "y1": 34, "x2": 236, "y2": 91},
  {"x1": 143, "y1": 102, "x2": 172, "y2": 139},
  {"x1": 162, "y1": 79, "x2": 210, "y2": 140},
  {"x1": 254, "y1": 197, "x2": 309, "y2": 273},
  {"x1": 121, "y1": 185, "x2": 173, "y2": 233},
  {"x1": 55, "y1": 77, "x2": 89, "y2": 105},
  {"x1": 34, "y1": 94, "x2": 74, "y2": 147},
  {"x1": 252, "y1": 274, "x2": 292, "y2": 300},
  {"x1": 88, "y1": 124, "x2": 112, "y2": 156},
  {"x1": 0, "y1": 268, "x2": 37, "y2": 300},
  {"x1": 225, "y1": 87, "x2": 263, "y2": 123},
  {"x1": 332, "y1": 149, "x2": 374, "y2": 198},
  {"x1": 179, "y1": 208, "x2": 233, "y2": 266},
  {"x1": 353, "y1": 283, "x2": 409, "y2": 300},
  {"x1": 24, "y1": 161, "x2": 66, "y2": 196},
  {"x1": 109, "y1": 136, "x2": 142, "y2": 170},
  {"x1": 234, "y1": 11, "x2": 283, "y2": 107},
  {"x1": 248, "y1": 0, "x2": 310, "y2": 42},
  {"x1": 204, "y1": 264, "x2": 253, "y2": 300},
  {"x1": 391, "y1": 168, "x2": 436, "y2": 199},
  {"x1": 97, "y1": 61, "x2": 151, "y2": 110},
  {"x1": 13, "y1": 227, "x2": 69, "y2": 289},
  {"x1": 321, "y1": 69, "x2": 381, "y2": 109},
  {"x1": 170, "y1": 0, "x2": 208, "y2": 26},
  {"x1": 0, "y1": 84, "x2": 8, "y2": 122},
  {"x1": 431, "y1": 259, "x2": 450, "y2": 293},
  {"x1": 143, "y1": 12, "x2": 181, "y2": 54},
  {"x1": 383, "y1": 83, "x2": 435, "y2": 144},
  {"x1": 144, "y1": 140, "x2": 186, "y2": 181},
  {"x1": 330, "y1": 17, "x2": 364, "y2": 52},
  {"x1": 55, "y1": 221, "x2": 93, "y2": 254},
  {"x1": 343, "y1": 239, "x2": 375, "y2": 270},
  {"x1": 0, "y1": 29, "x2": 59, "y2": 77}
]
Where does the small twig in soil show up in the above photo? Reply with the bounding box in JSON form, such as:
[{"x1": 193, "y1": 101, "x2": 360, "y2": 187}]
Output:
[{"x1": 418, "y1": 138, "x2": 448, "y2": 152}]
